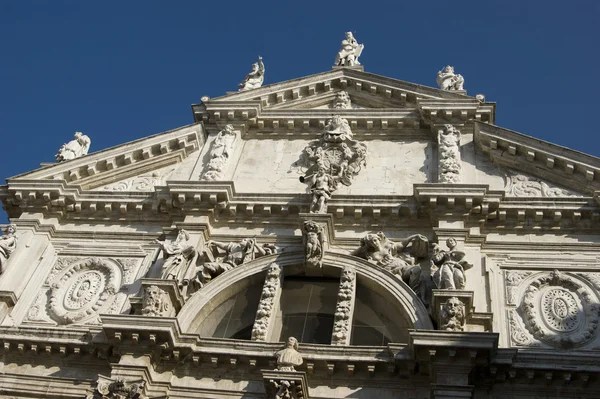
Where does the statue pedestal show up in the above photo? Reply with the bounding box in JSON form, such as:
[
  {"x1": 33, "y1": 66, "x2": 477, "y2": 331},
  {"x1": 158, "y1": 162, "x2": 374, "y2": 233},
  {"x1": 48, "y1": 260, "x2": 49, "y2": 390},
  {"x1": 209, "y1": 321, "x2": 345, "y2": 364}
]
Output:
[
  {"x1": 130, "y1": 279, "x2": 186, "y2": 317},
  {"x1": 332, "y1": 65, "x2": 364, "y2": 72},
  {"x1": 261, "y1": 370, "x2": 309, "y2": 399}
]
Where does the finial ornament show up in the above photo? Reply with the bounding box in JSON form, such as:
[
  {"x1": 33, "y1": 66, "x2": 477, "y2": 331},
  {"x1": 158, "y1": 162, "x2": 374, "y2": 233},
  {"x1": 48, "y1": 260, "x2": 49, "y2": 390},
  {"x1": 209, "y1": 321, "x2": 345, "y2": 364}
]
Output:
[
  {"x1": 334, "y1": 32, "x2": 364, "y2": 67},
  {"x1": 238, "y1": 56, "x2": 265, "y2": 91},
  {"x1": 436, "y1": 65, "x2": 464, "y2": 91},
  {"x1": 55, "y1": 131, "x2": 91, "y2": 162}
]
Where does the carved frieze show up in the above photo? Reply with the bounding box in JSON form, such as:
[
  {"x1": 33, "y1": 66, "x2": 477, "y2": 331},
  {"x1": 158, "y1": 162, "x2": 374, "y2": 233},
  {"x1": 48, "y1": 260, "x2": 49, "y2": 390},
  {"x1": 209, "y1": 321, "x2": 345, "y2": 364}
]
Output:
[
  {"x1": 505, "y1": 172, "x2": 579, "y2": 197},
  {"x1": 332, "y1": 266, "x2": 356, "y2": 345},
  {"x1": 101, "y1": 166, "x2": 176, "y2": 191},
  {"x1": 251, "y1": 263, "x2": 282, "y2": 341}
]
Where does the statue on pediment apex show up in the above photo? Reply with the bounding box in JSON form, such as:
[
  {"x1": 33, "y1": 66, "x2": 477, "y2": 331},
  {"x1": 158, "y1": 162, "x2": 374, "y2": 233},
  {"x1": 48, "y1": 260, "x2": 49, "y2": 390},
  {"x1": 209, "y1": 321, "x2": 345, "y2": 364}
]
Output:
[
  {"x1": 334, "y1": 32, "x2": 364, "y2": 67},
  {"x1": 238, "y1": 56, "x2": 265, "y2": 91},
  {"x1": 437, "y1": 65, "x2": 464, "y2": 91},
  {"x1": 55, "y1": 131, "x2": 91, "y2": 162}
]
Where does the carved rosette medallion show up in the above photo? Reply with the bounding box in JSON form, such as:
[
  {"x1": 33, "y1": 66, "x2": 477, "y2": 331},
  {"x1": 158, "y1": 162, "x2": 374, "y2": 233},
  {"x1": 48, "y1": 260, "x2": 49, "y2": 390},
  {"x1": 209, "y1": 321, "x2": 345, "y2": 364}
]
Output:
[
  {"x1": 519, "y1": 270, "x2": 600, "y2": 349},
  {"x1": 48, "y1": 257, "x2": 122, "y2": 324}
]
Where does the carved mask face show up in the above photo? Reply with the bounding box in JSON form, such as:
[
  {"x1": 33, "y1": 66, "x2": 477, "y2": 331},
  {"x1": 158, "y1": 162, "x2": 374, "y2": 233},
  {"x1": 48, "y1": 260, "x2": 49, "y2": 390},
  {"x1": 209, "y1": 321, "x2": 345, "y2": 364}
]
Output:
[
  {"x1": 6, "y1": 225, "x2": 16, "y2": 235},
  {"x1": 445, "y1": 298, "x2": 462, "y2": 317},
  {"x1": 446, "y1": 238, "x2": 457, "y2": 249}
]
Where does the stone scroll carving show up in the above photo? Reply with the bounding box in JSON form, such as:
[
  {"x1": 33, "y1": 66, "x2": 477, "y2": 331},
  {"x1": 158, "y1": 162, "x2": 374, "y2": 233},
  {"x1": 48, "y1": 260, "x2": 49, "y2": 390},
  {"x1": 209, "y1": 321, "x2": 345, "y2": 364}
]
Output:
[
  {"x1": 201, "y1": 124, "x2": 237, "y2": 181},
  {"x1": 352, "y1": 232, "x2": 429, "y2": 303},
  {"x1": 505, "y1": 270, "x2": 533, "y2": 305},
  {"x1": 238, "y1": 56, "x2": 265, "y2": 91},
  {"x1": 332, "y1": 266, "x2": 356, "y2": 345},
  {"x1": 141, "y1": 285, "x2": 171, "y2": 317},
  {"x1": 437, "y1": 124, "x2": 462, "y2": 183},
  {"x1": 334, "y1": 32, "x2": 364, "y2": 67},
  {"x1": 508, "y1": 309, "x2": 537, "y2": 347},
  {"x1": 55, "y1": 131, "x2": 91, "y2": 162},
  {"x1": 430, "y1": 238, "x2": 473, "y2": 290},
  {"x1": 519, "y1": 270, "x2": 600, "y2": 349},
  {"x1": 437, "y1": 65, "x2": 464, "y2": 91},
  {"x1": 505, "y1": 172, "x2": 578, "y2": 197},
  {"x1": 251, "y1": 263, "x2": 282, "y2": 341},
  {"x1": 333, "y1": 90, "x2": 351, "y2": 109},
  {"x1": 440, "y1": 297, "x2": 466, "y2": 331},
  {"x1": 155, "y1": 229, "x2": 198, "y2": 295},
  {"x1": 87, "y1": 377, "x2": 146, "y2": 399},
  {"x1": 302, "y1": 221, "x2": 324, "y2": 269},
  {"x1": 101, "y1": 166, "x2": 176, "y2": 192},
  {"x1": 299, "y1": 115, "x2": 367, "y2": 213},
  {"x1": 0, "y1": 224, "x2": 18, "y2": 275}
]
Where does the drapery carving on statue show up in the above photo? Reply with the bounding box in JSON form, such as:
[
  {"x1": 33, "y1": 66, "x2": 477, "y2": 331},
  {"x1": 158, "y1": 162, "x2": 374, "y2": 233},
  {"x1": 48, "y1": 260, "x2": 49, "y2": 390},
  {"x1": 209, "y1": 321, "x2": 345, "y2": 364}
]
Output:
[
  {"x1": 519, "y1": 270, "x2": 600, "y2": 349},
  {"x1": 238, "y1": 56, "x2": 265, "y2": 91},
  {"x1": 196, "y1": 239, "x2": 276, "y2": 288},
  {"x1": 438, "y1": 124, "x2": 461, "y2": 183},
  {"x1": 505, "y1": 172, "x2": 579, "y2": 197},
  {"x1": 352, "y1": 232, "x2": 429, "y2": 304},
  {"x1": 87, "y1": 378, "x2": 146, "y2": 399},
  {"x1": 251, "y1": 263, "x2": 281, "y2": 341},
  {"x1": 437, "y1": 65, "x2": 464, "y2": 91},
  {"x1": 154, "y1": 229, "x2": 198, "y2": 296},
  {"x1": 440, "y1": 297, "x2": 465, "y2": 331},
  {"x1": 276, "y1": 337, "x2": 303, "y2": 371},
  {"x1": 430, "y1": 238, "x2": 473, "y2": 290},
  {"x1": 334, "y1": 32, "x2": 364, "y2": 67},
  {"x1": 332, "y1": 266, "x2": 356, "y2": 345},
  {"x1": 201, "y1": 124, "x2": 237, "y2": 181},
  {"x1": 302, "y1": 221, "x2": 324, "y2": 269},
  {"x1": 332, "y1": 90, "x2": 351, "y2": 109},
  {"x1": 142, "y1": 285, "x2": 171, "y2": 317},
  {"x1": 298, "y1": 115, "x2": 367, "y2": 213},
  {"x1": 0, "y1": 224, "x2": 18, "y2": 275},
  {"x1": 55, "y1": 131, "x2": 91, "y2": 162}
]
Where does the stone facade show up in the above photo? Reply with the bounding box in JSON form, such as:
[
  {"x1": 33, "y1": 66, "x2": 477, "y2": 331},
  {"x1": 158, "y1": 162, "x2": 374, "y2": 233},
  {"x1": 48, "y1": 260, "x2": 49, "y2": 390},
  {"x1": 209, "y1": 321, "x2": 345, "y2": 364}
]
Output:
[{"x1": 1, "y1": 61, "x2": 600, "y2": 399}]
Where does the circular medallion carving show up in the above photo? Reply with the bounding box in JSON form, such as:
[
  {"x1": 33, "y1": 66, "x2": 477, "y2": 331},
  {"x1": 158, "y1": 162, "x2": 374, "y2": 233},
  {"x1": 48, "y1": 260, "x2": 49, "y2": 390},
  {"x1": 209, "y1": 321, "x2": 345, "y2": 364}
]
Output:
[{"x1": 541, "y1": 288, "x2": 580, "y2": 332}]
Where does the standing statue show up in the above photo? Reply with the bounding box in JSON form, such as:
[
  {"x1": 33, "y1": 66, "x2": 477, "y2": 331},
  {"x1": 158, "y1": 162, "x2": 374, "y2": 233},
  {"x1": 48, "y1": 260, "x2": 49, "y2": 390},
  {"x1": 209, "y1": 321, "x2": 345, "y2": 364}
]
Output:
[
  {"x1": 436, "y1": 65, "x2": 464, "y2": 91},
  {"x1": 334, "y1": 32, "x2": 364, "y2": 67},
  {"x1": 430, "y1": 238, "x2": 473, "y2": 290},
  {"x1": 0, "y1": 224, "x2": 17, "y2": 275},
  {"x1": 352, "y1": 232, "x2": 429, "y2": 300},
  {"x1": 275, "y1": 337, "x2": 303, "y2": 371},
  {"x1": 238, "y1": 56, "x2": 265, "y2": 91},
  {"x1": 201, "y1": 124, "x2": 237, "y2": 181},
  {"x1": 302, "y1": 167, "x2": 339, "y2": 214},
  {"x1": 197, "y1": 239, "x2": 276, "y2": 287},
  {"x1": 155, "y1": 230, "x2": 198, "y2": 292},
  {"x1": 302, "y1": 221, "x2": 324, "y2": 268},
  {"x1": 55, "y1": 132, "x2": 91, "y2": 162}
]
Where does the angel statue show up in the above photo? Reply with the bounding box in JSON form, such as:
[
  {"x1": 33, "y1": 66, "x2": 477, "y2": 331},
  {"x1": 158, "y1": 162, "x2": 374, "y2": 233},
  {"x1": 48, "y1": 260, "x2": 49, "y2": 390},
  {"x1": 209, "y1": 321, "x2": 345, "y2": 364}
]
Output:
[
  {"x1": 436, "y1": 65, "x2": 464, "y2": 91},
  {"x1": 430, "y1": 238, "x2": 473, "y2": 290},
  {"x1": 334, "y1": 32, "x2": 364, "y2": 67},
  {"x1": 155, "y1": 229, "x2": 198, "y2": 294},
  {"x1": 0, "y1": 224, "x2": 17, "y2": 274},
  {"x1": 55, "y1": 131, "x2": 91, "y2": 162},
  {"x1": 303, "y1": 221, "x2": 324, "y2": 268},
  {"x1": 238, "y1": 56, "x2": 265, "y2": 91}
]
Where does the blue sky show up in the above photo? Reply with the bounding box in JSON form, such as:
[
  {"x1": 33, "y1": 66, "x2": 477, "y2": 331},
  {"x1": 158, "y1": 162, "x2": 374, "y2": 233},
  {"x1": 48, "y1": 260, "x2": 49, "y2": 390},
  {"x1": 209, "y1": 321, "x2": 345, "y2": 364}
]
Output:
[{"x1": 1, "y1": 1, "x2": 599, "y2": 224}]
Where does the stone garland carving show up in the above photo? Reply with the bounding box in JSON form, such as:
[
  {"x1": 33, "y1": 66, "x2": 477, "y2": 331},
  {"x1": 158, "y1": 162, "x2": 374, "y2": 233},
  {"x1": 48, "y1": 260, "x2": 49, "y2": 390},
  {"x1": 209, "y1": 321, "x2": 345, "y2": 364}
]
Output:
[
  {"x1": 155, "y1": 229, "x2": 198, "y2": 293},
  {"x1": 102, "y1": 166, "x2": 176, "y2": 191},
  {"x1": 440, "y1": 297, "x2": 466, "y2": 331},
  {"x1": 430, "y1": 238, "x2": 473, "y2": 290},
  {"x1": 508, "y1": 309, "x2": 537, "y2": 347},
  {"x1": 251, "y1": 263, "x2": 282, "y2": 341},
  {"x1": 142, "y1": 285, "x2": 171, "y2": 317},
  {"x1": 299, "y1": 115, "x2": 367, "y2": 213},
  {"x1": 504, "y1": 270, "x2": 533, "y2": 305},
  {"x1": 197, "y1": 239, "x2": 276, "y2": 288},
  {"x1": 332, "y1": 266, "x2": 356, "y2": 345},
  {"x1": 505, "y1": 173, "x2": 578, "y2": 197},
  {"x1": 0, "y1": 224, "x2": 18, "y2": 275},
  {"x1": 238, "y1": 56, "x2": 265, "y2": 91},
  {"x1": 436, "y1": 65, "x2": 464, "y2": 91},
  {"x1": 437, "y1": 124, "x2": 462, "y2": 183},
  {"x1": 87, "y1": 378, "x2": 146, "y2": 399},
  {"x1": 56, "y1": 131, "x2": 91, "y2": 162},
  {"x1": 48, "y1": 257, "x2": 121, "y2": 324},
  {"x1": 334, "y1": 32, "x2": 364, "y2": 67},
  {"x1": 201, "y1": 124, "x2": 237, "y2": 181},
  {"x1": 352, "y1": 232, "x2": 429, "y2": 303},
  {"x1": 302, "y1": 221, "x2": 324, "y2": 269},
  {"x1": 333, "y1": 90, "x2": 351, "y2": 109},
  {"x1": 520, "y1": 270, "x2": 600, "y2": 349}
]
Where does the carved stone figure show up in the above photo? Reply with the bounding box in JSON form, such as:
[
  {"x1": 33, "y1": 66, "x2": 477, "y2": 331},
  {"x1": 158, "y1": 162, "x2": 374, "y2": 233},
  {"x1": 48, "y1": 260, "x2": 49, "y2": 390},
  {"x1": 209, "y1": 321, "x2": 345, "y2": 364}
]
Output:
[
  {"x1": 201, "y1": 124, "x2": 237, "y2": 181},
  {"x1": 0, "y1": 224, "x2": 17, "y2": 274},
  {"x1": 430, "y1": 238, "x2": 473, "y2": 290},
  {"x1": 333, "y1": 90, "x2": 351, "y2": 109},
  {"x1": 436, "y1": 65, "x2": 464, "y2": 91},
  {"x1": 303, "y1": 221, "x2": 324, "y2": 268},
  {"x1": 55, "y1": 131, "x2": 91, "y2": 162},
  {"x1": 438, "y1": 124, "x2": 461, "y2": 183},
  {"x1": 334, "y1": 32, "x2": 364, "y2": 67},
  {"x1": 276, "y1": 337, "x2": 303, "y2": 371},
  {"x1": 141, "y1": 285, "x2": 171, "y2": 317},
  {"x1": 155, "y1": 229, "x2": 198, "y2": 291},
  {"x1": 197, "y1": 239, "x2": 275, "y2": 287},
  {"x1": 440, "y1": 297, "x2": 466, "y2": 331},
  {"x1": 303, "y1": 168, "x2": 339, "y2": 214},
  {"x1": 352, "y1": 232, "x2": 429, "y2": 300},
  {"x1": 332, "y1": 266, "x2": 356, "y2": 345},
  {"x1": 88, "y1": 378, "x2": 146, "y2": 399},
  {"x1": 238, "y1": 56, "x2": 265, "y2": 91},
  {"x1": 323, "y1": 115, "x2": 353, "y2": 142},
  {"x1": 252, "y1": 263, "x2": 281, "y2": 341}
]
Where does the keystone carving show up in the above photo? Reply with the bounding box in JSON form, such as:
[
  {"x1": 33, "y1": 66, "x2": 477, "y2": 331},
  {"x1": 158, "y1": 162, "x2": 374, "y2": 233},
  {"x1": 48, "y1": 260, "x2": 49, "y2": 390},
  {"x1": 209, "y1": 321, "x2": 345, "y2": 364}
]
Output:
[
  {"x1": 55, "y1": 131, "x2": 91, "y2": 162},
  {"x1": 0, "y1": 224, "x2": 17, "y2": 275},
  {"x1": 334, "y1": 32, "x2": 364, "y2": 67},
  {"x1": 302, "y1": 221, "x2": 324, "y2": 269},
  {"x1": 201, "y1": 124, "x2": 236, "y2": 181},
  {"x1": 437, "y1": 65, "x2": 464, "y2": 91},
  {"x1": 251, "y1": 263, "x2": 282, "y2": 341},
  {"x1": 430, "y1": 238, "x2": 473, "y2": 290},
  {"x1": 437, "y1": 124, "x2": 462, "y2": 183},
  {"x1": 440, "y1": 297, "x2": 466, "y2": 331}
]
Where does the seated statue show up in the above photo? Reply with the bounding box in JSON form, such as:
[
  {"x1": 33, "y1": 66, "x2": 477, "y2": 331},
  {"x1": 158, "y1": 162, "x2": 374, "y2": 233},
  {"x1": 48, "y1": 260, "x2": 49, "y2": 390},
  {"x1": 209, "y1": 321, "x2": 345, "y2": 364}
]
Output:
[
  {"x1": 55, "y1": 132, "x2": 91, "y2": 162},
  {"x1": 238, "y1": 56, "x2": 265, "y2": 91},
  {"x1": 155, "y1": 229, "x2": 198, "y2": 292},
  {"x1": 352, "y1": 232, "x2": 429, "y2": 299},
  {"x1": 334, "y1": 32, "x2": 364, "y2": 67},
  {"x1": 431, "y1": 238, "x2": 473, "y2": 290},
  {"x1": 0, "y1": 224, "x2": 17, "y2": 274},
  {"x1": 436, "y1": 65, "x2": 464, "y2": 91}
]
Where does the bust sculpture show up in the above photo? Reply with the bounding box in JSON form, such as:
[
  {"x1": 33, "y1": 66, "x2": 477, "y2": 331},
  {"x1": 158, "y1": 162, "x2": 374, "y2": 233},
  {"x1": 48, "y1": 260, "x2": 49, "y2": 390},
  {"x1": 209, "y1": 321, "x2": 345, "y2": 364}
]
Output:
[
  {"x1": 436, "y1": 65, "x2": 464, "y2": 91},
  {"x1": 55, "y1": 131, "x2": 91, "y2": 162},
  {"x1": 334, "y1": 32, "x2": 364, "y2": 67},
  {"x1": 333, "y1": 90, "x2": 352, "y2": 109},
  {"x1": 0, "y1": 224, "x2": 17, "y2": 274},
  {"x1": 440, "y1": 297, "x2": 466, "y2": 331},
  {"x1": 238, "y1": 56, "x2": 265, "y2": 91},
  {"x1": 276, "y1": 337, "x2": 303, "y2": 371}
]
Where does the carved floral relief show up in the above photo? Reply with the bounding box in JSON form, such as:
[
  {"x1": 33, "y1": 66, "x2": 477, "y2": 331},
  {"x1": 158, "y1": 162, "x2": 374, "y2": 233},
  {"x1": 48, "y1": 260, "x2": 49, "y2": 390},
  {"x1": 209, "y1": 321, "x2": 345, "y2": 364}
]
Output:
[{"x1": 505, "y1": 173, "x2": 579, "y2": 197}]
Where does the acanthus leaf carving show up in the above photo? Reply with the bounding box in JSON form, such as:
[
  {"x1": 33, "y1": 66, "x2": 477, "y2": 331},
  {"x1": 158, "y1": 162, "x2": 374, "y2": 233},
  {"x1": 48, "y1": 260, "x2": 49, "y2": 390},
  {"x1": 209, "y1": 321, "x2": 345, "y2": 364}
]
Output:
[
  {"x1": 101, "y1": 166, "x2": 176, "y2": 192},
  {"x1": 504, "y1": 270, "x2": 533, "y2": 305},
  {"x1": 508, "y1": 308, "x2": 538, "y2": 347}
]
